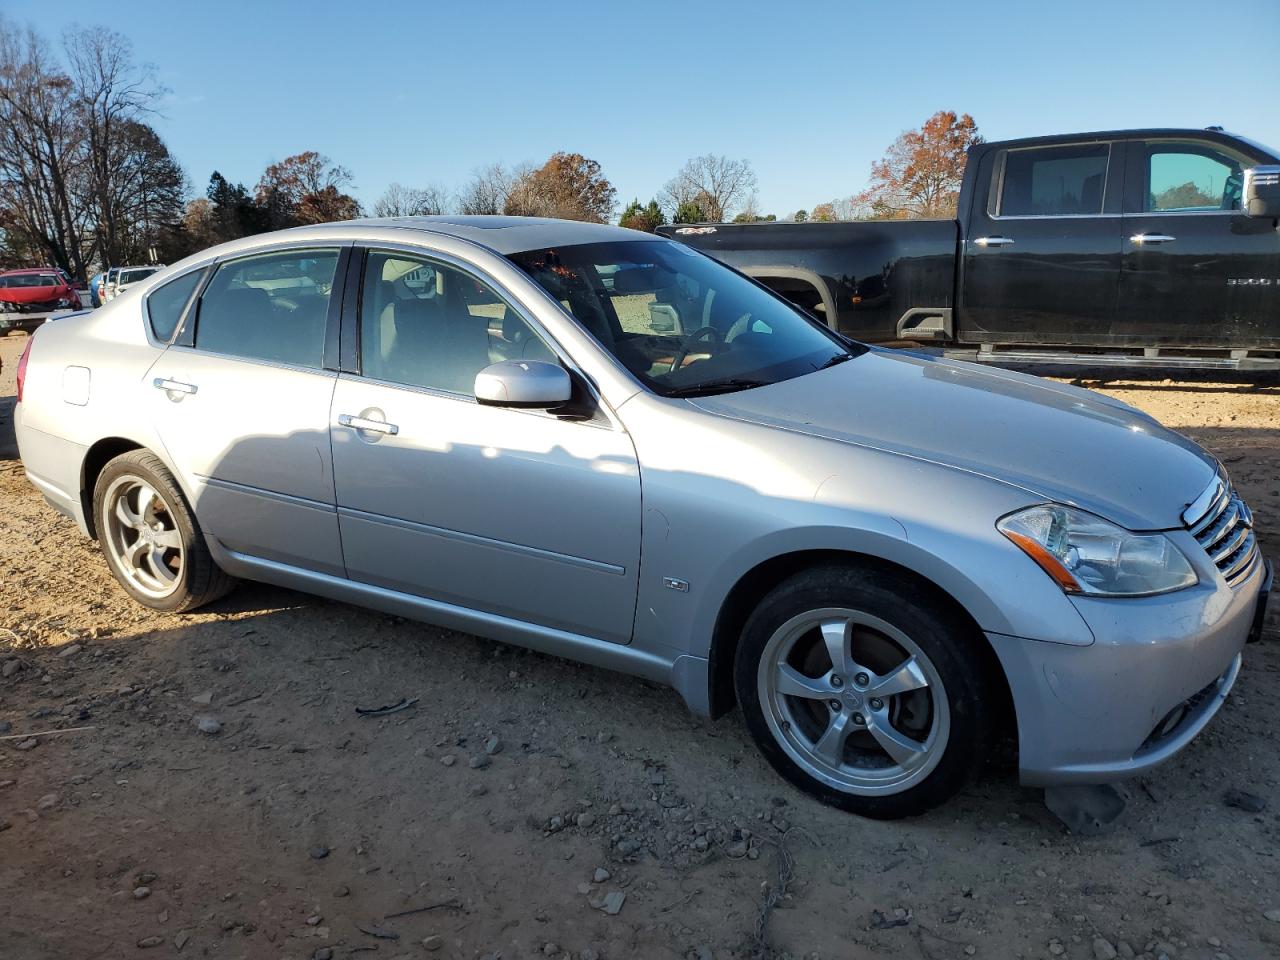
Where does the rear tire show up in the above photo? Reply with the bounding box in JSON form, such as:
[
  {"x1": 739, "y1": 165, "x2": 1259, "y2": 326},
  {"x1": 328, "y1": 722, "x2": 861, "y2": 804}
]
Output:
[
  {"x1": 93, "y1": 450, "x2": 235, "y2": 613},
  {"x1": 734, "y1": 563, "x2": 990, "y2": 819}
]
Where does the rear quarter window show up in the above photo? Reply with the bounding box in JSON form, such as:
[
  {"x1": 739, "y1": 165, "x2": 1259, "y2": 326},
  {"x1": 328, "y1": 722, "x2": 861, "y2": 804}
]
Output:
[{"x1": 146, "y1": 270, "x2": 205, "y2": 342}]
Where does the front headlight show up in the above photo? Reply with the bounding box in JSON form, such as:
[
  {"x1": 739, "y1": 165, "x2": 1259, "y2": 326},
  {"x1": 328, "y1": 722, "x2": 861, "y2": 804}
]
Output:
[{"x1": 998, "y1": 504, "x2": 1197, "y2": 597}]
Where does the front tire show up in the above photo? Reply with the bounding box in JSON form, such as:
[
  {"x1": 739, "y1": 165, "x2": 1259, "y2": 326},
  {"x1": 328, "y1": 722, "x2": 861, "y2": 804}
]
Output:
[
  {"x1": 93, "y1": 450, "x2": 235, "y2": 613},
  {"x1": 734, "y1": 563, "x2": 990, "y2": 819}
]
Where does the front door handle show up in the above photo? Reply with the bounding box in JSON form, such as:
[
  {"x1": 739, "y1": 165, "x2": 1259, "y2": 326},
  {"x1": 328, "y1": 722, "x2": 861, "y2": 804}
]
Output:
[
  {"x1": 1129, "y1": 233, "x2": 1177, "y2": 245},
  {"x1": 153, "y1": 377, "x2": 197, "y2": 396},
  {"x1": 338, "y1": 413, "x2": 399, "y2": 436},
  {"x1": 973, "y1": 236, "x2": 1015, "y2": 247}
]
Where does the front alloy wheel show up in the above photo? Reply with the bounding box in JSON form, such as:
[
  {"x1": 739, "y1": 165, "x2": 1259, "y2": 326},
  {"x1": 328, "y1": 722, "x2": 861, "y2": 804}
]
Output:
[
  {"x1": 760, "y1": 608, "x2": 950, "y2": 796},
  {"x1": 735, "y1": 564, "x2": 990, "y2": 819}
]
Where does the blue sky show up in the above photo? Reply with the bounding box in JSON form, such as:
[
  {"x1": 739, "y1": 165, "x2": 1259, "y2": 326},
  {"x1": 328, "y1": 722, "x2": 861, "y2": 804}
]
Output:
[{"x1": 9, "y1": 0, "x2": 1280, "y2": 217}]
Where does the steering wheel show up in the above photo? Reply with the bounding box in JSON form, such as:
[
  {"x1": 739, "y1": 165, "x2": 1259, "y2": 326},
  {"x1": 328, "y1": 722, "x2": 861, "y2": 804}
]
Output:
[{"x1": 669, "y1": 325, "x2": 721, "y2": 373}]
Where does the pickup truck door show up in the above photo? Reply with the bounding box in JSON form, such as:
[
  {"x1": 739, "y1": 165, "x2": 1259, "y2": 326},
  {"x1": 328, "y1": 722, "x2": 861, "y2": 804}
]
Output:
[
  {"x1": 960, "y1": 140, "x2": 1124, "y2": 346},
  {"x1": 1117, "y1": 138, "x2": 1280, "y2": 349}
]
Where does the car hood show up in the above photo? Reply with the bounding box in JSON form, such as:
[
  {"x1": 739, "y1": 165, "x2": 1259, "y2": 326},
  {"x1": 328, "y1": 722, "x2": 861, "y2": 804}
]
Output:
[
  {"x1": 689, "y1": 349, "x2": 1217, "y2": 530},
  {"x1": 0, "y1": 285, "x2": 66, "y2": 303}
]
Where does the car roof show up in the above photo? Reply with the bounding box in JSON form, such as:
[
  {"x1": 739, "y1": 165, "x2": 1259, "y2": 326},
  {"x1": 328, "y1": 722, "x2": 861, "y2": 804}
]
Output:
[
  {"x1": 352, "y1": 216, "x2": 657, "y2": 255},
  {"x1": 1, "y1": 268, "x2": 60, "y2": 276}
]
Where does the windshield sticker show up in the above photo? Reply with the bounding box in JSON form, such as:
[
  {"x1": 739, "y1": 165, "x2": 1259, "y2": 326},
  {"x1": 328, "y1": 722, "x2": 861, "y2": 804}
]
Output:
[{"x1": 675, "y1": 227, "x2": 717, "y2": 235}]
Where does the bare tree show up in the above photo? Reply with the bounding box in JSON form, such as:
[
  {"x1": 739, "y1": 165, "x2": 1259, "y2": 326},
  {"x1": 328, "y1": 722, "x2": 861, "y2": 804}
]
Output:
[
  {"x1": 373, "y1": 182, "x2": 451, "y2": 217},
  {"x1": 458, "y1": 162, "x2": 525, "y2": 215},
  {"x1": 64, "y1": 26, "x2": 164, "y2": 266},
  {"x1": 659, "y1": 155, "x2": 758, "y2": 222},
  {"x1": 0, "y1": 19, "x2": 91, "y2": 278}
]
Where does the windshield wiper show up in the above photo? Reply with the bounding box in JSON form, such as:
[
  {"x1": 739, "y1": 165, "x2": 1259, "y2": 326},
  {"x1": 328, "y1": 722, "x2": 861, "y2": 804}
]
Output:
[
  {"x1": 665, "y1": 377, "x2": 771, "y2": 398},
  {"x1": 816, "y1": 352, "x2": 853, "y2": 370}
]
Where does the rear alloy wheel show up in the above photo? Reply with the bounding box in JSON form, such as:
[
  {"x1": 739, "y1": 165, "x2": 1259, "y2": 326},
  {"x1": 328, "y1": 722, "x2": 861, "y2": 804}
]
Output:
[
  {"x1": 735, "y1": 565, "x2": 989, "y2": 818},
  {"x1": 93, "y1": 450, "x2": 234, "y2": 612}
]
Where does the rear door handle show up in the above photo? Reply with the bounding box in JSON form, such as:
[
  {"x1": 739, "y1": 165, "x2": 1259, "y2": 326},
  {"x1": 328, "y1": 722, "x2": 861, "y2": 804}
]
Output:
[
  {"x1": 153, "y1": 377, "x2": 197, "y2": 395},
  {"x1": 338, "y1": 413, "x2": 399, "y2": 436},
  {"x1": 1129, "y1": 233, "x2": 1176, "y2": 244},
  {"x1": 973, "y1": 236, "x2": 1015, "y2": 247}
]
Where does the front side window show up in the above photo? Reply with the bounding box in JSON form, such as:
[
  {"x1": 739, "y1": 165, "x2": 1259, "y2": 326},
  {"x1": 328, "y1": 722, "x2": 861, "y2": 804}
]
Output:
[
  {"x1": 146, "y1": 270, "x2": 204, "y2": 342},
  {"x1": 195, "y1": 249, "x2": 339, "y2": 368},
  {"x1": 507, "y1": 240, "x2": 853, "y2": 397},
  {"x1": 998, "y1": 143, "x2": 1110, "y2": 217},
  {"x1": 360, "y1": 251, "x2": 554, "y2": 394},
  {"x1": 1145, "y1": 142, "x2": 1243, "y2": 212}
]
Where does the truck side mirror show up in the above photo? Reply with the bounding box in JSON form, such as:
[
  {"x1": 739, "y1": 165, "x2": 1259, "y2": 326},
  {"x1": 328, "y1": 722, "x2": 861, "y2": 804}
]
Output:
[{"x1": 1243, "y1": 165, "x2": 1280, "y2": 218}]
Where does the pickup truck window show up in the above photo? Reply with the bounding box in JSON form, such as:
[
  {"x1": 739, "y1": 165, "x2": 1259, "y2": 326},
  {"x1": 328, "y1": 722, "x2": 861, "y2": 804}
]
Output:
[
  {"x1": 508, "y1": 240, "x2": 854, "y2": 397},
  {"x1": 1145, "y1": 143, "x2": 1243, "y2": 212},
  {"x1": 997, "y1": 143, "x2": 1109, "y2": 217}
]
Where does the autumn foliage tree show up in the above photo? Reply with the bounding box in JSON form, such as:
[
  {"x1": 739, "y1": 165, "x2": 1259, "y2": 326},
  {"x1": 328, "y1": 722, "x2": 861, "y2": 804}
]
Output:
[
  {"x1": 255, "y1": 151, "x2": 361, "y2": 227},
  {"x1": 851, "y1": 111, "x2": 981, "y2": 220},
  {"x1": 505, "y1": 152, "x2": 616, "y2": 223}
]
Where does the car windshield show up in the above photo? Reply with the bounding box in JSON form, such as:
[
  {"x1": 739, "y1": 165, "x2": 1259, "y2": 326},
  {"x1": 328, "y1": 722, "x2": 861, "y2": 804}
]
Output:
[
  {"x1": 0, "y1": 274, "x2": 59, "y2": 288},
  {"x1": 120, "y1": 268, "x2": 157, "y2": 285},
  {"x1": 507, "y1": 240, "x2": 856, "y2": 397}
]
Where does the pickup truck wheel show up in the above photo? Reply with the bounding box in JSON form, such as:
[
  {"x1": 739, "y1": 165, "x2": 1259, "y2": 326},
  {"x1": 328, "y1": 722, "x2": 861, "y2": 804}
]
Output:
[
  {"x1": 735, "y1": 564, "x2": 989, "y2": 819},
  {"x1": 93, "y1": 450, "x2": 235, "y2": 613}
]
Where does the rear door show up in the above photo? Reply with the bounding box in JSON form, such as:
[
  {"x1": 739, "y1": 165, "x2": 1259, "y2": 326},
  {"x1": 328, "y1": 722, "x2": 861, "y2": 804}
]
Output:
[
  {"x1": 148, "y1": 244, "x2": 350, "y2": 575},
  {"x1": 960, "y1": 140, "x2": 1124, "y2": 345},
  {"x1": 1118, "y1": 137, "x2": 1280, "y2": 349}
]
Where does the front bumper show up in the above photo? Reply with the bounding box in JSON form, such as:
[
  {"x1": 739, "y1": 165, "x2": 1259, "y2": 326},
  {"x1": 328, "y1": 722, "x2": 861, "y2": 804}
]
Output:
[{"x1": 988, "y1": 553, "x2": 1269, "y2": 787}]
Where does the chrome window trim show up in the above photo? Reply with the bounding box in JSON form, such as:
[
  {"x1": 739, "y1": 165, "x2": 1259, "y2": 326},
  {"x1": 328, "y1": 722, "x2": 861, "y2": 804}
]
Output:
[
  {"x1": 347, "y1": 240, "x2": 622, "y2": 431},
  {"x1": 165, "y1": 342, "x2": 341, "y2": 379},
  {"x1": 1123, "y1": 208, "x2": 1242, "y2": 218},
  {"x1": 990, "y1": 141, "x2": 1113, "y2": 220}
]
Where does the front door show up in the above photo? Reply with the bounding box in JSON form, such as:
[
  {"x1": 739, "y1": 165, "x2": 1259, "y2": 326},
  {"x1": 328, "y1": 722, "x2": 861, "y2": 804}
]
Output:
[
  {"x1": 960, "y1": 140, "x2": 1123, "y2": 346},
  {"x1": 148, "y1": 245, "x2": 347, "y2": 575},
  {"x1": 1118, "y1": 138, "x2": 1280, "y2": 349},
  {"x1": 329, "y1": 248, "x2": 642, "y2": 644}
]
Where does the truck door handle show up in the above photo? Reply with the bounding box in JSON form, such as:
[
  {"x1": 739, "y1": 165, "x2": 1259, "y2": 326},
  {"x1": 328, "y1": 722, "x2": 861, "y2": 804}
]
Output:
[
  {"x1": 1129, "y1": 233, "x2": 1176, "y2": 245},
  {"x1": 973, "y1": 236, "x2": 1015, "y2": 247},
  {"x1": 153, "y1": 377, "x2": 197, "y2": 396},
  {"x1": 338, "y1": 413, "x2": 399, "y2": 436}
]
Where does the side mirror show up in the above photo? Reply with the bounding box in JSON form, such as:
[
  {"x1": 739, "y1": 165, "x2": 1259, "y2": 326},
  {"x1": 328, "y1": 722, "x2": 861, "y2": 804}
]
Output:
[
  {"x1": 474, "y1": 360, "x2": 572, "y2": 409},
  {"x1": 1243, "y1": 165, "x2": 1280, "y2": 218}
]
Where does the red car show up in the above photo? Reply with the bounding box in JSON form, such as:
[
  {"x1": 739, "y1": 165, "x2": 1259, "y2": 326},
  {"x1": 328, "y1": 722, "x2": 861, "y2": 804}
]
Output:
[{"x1": 0, "y1": 268, "x2": 80, "y2": 327}]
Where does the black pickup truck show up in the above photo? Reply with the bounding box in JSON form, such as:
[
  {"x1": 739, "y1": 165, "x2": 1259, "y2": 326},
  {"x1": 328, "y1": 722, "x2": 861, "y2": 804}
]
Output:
[{"x1": 658, "y1": 128, "x2": 1280, "y2": 372}]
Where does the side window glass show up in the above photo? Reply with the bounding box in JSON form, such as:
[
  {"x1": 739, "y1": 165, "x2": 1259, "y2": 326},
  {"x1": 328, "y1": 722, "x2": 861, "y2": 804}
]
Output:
[
  {"x1": 146, "y1": 270, "x2": 204, "y2": 342},
  {"x1": 361, "y1": 251, "x2": 555, "y2": 394},
  {"x1": 999, "y1": 143, "x2": 1110, "y2": 216},
  {"x1": 195, "y1": 249, "x2": 339, "y2": 368},
  {"x1": 1146, "y1": 144, "x2": 1243, "y2": 212}
]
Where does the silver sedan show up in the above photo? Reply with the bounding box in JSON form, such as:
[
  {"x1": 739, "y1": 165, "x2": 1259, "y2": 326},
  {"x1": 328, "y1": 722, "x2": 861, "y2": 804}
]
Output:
[{"x1": 14, "y1": 217, "x2": 1271, "y2": 818}]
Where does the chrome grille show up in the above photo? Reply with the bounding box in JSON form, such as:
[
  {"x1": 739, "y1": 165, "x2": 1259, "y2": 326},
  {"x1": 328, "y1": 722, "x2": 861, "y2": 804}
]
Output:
[{"x1": 1186, "y1": 478, "x2": 1259, "y2": 586}]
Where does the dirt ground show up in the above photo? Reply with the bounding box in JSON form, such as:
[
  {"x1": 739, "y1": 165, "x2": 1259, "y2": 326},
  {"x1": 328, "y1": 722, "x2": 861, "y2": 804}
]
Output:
[{"x1": 1, "y1": 330, "x2": 1277, "y2": 960}]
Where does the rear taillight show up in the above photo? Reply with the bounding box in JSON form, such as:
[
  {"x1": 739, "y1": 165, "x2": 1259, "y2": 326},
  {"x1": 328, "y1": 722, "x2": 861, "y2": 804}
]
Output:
[{"x1": 15, "y1": 336, "x2": 33, "y2": 403}]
